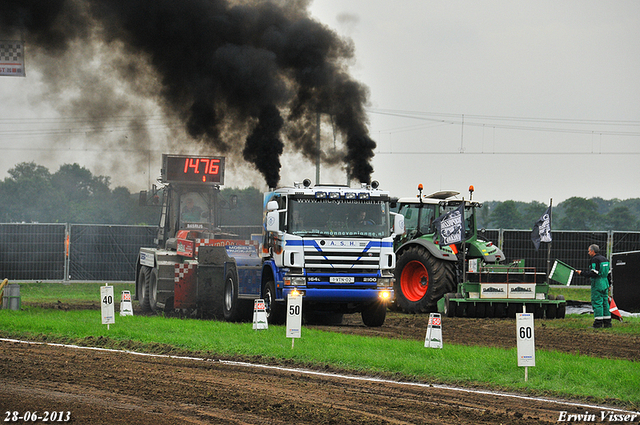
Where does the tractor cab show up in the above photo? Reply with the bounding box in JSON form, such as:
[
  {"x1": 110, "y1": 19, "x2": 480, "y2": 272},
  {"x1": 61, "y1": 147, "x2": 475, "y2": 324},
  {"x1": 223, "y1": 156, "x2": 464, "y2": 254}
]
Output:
[{"x1": 394, "y1": 184, "x2": 503, "y2": 263}]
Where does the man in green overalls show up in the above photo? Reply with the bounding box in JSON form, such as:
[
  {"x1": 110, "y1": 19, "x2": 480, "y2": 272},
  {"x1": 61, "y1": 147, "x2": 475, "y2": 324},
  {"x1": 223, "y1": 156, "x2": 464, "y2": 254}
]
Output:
[{"x1": 576, "y1": 244, "x2": 612, "y2": 328}]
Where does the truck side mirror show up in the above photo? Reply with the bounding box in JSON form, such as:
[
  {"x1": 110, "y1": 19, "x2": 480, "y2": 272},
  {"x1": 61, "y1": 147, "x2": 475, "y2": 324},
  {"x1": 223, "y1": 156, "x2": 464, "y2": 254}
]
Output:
[
  {"x1": 266, "y1": 200, "x2": 279, "y2": 212},
  {"x1": 391, "y1": 213, "x2": 405, "y2": 237},
  {"x1": 266, "y1": 210, "x2": 280, "y2": 233}
]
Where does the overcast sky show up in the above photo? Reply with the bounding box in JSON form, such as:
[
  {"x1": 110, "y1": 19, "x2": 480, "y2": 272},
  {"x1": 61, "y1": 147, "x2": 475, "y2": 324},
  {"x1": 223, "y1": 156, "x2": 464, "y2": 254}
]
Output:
[{"x1": 1, "y1": 0, "x2": 639, "y2": 204}]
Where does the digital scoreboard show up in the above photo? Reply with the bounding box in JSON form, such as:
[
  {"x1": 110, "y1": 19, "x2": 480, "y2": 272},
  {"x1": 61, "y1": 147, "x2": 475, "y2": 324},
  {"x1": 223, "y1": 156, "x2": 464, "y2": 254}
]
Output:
[{"x1": 162, "y1": 154, "x2": 225, "y2": 184}]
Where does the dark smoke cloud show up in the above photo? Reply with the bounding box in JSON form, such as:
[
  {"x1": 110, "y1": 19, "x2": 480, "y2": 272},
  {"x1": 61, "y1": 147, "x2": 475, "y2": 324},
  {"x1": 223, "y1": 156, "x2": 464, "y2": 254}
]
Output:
[{"x1": 0, "y1": 0, "x2": 376, "y2": 187}]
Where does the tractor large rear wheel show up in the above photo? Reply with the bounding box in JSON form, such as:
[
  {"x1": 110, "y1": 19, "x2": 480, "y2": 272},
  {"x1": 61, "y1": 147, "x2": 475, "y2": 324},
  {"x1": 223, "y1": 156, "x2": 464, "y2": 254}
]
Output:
[{"x1": 394, "y1": 245, "x2": 456, "y2": 313}]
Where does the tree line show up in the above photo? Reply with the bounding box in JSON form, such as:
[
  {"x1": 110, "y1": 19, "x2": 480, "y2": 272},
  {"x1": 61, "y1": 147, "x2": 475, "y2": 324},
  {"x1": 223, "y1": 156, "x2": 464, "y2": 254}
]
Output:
[
  {"x1": 477, "y1": 198, "x2": 640, "y2": 231},
  {"x1": 0, "y1": 161, "x2": 262, "y2": 226},
  {"x1": 1, "y1": 161, "x2": 639, "y2": 231}
]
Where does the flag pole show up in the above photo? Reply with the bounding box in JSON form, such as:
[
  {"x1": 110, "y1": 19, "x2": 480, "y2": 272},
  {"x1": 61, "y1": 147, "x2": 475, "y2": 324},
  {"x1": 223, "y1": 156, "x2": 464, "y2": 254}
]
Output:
[
  {"x1": 462, "y1": 198, "x2": 466, "y2": 284},
  {"x1": 546, "y1": 198, "x2": 553, "y2": 284}
]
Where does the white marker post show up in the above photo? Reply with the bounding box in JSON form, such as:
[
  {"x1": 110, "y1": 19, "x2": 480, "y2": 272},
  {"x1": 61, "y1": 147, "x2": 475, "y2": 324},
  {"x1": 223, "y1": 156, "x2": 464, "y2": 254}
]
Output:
[
  {"x1": 516, "y1": 308, "x2": 535, "y2": 381},
  {"x1": 101, "y1": 284, "x2": 115, "y2": 330},
  {"x1": 253, "y1": 299, "x2": 268, "y2": 330},
  {"x1": 119, "y1": 290, "x2": 134, "y2": 316},
  {"x1": 424, "y1": 313, "x2": 443, "y2": 348},
  {"x1": 286, "y1": 293, "x2": 303, "y2": 348}
]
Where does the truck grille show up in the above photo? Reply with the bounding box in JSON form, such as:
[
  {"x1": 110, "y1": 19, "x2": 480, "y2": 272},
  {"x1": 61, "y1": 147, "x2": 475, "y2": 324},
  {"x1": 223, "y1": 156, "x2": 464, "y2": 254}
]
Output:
[{"x1": 304, "y1": 249, "x2": 380, "y2": 269}]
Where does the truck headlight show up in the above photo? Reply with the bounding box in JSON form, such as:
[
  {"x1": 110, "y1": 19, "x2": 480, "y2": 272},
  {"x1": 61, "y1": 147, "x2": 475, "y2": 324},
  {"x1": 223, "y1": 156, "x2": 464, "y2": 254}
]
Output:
[
  {"x1": 284, "y1": 276, "x2": 306, "y2": 286},
  {"x1": 377, "y1": 277, "x2": 394, "y2": 287},
  {"x1": 379, "y1": 291, "x2": 392, "y2": 300}
]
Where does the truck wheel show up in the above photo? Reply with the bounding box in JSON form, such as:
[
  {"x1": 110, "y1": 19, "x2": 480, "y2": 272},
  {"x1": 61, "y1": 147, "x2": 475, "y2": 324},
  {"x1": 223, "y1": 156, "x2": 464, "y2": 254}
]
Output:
[
  {"x1": 263, "y1": 280, "x2": 285, "y2": 325},
  {"x1": 138, "y1": 266, "x2": 152, "y2": 312},
  {"x1": 223, "y1": 269, "x2": 243, "y2": 322},
  {"x1": 148, "y1": 268, "x2": 160, "y2": 313},
  {"x1": 361, "y1": 302, "x2": 386, "y2": 327},
  {"x1": 395, "y1": 246, "x2": 456, "y2": 313}
]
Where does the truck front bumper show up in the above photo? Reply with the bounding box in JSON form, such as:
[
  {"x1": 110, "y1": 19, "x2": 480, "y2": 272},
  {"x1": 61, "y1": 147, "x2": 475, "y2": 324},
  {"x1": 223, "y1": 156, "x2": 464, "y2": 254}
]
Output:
[{"x1": 282, "y1": 287, "x2": 393, "y2": 303}]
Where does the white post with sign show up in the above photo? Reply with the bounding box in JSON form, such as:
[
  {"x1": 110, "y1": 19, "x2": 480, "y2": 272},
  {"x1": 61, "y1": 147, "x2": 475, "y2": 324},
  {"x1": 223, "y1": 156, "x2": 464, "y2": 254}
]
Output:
[
  {"x1": 101, "y1": 284, "x2": 115, "y2": 330},
  {"x1": 119, "y1": 290, "x2": 134, "y2": 316},
  {"x1": 286, "y1": 293, "x2": 303, "y2": 348},
  {"x1": 516, "y1": 310, "x2": 535, "y2": 381},
  {"x1": 253, "y1": 299, "x2": 268, "y2": 330},
  {"x1": 424, "y1": 313, "x2": 443, "y2": 348}
]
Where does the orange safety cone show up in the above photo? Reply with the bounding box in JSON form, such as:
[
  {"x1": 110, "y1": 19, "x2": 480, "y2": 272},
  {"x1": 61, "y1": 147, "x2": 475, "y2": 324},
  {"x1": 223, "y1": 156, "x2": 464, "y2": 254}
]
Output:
[{"x1": 609, "y1": 296, "x2": 623, "y2": 322}]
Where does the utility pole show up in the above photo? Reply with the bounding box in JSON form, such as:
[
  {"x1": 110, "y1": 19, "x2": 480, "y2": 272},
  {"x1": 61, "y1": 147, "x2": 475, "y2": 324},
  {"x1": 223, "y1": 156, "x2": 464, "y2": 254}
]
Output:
[{"x1": 316, "y1": 112, "x2": 321, "y2": 185}]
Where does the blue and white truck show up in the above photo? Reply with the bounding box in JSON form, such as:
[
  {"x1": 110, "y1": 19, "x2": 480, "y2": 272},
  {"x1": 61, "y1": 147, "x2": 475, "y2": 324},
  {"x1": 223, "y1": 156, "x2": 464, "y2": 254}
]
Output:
[{"x1": 261, "y1": 179, "x2": 404, "y2": 326}]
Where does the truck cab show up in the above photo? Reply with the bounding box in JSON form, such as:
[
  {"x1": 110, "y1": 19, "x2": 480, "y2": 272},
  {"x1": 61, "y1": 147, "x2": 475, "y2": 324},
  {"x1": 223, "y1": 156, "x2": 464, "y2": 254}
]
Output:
[{"x1": 261, "y1": 179, "x2": 405, "y2": 326}]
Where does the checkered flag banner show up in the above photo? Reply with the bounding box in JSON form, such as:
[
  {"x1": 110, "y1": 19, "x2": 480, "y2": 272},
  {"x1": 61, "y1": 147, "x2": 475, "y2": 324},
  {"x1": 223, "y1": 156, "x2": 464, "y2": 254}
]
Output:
[{"x1": 0, "y1": 41, "x2": 25, "y2": 77}]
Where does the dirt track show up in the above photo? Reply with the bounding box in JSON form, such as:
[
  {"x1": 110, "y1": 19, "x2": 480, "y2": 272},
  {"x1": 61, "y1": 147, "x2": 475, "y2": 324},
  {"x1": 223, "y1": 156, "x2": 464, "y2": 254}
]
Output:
[{"x1": 1, "y1": 307, "x2": 638, "y2": 424}]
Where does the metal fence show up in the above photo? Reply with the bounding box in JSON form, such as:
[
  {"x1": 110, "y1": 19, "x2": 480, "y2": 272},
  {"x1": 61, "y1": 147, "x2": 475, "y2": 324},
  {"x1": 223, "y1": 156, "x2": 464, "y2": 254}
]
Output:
[
  {"x1": 0, "y1": 223, "x2": 263, "y2": 282},
  {"x1": 0, "y1": 224, "x2": 67, "y2": 281},
  {"x1": 1, "y1": 223, "x2": 639, "y2": 282},
  {"x1": 485, "y1": 230, "x2": 637, "y2": 276}
]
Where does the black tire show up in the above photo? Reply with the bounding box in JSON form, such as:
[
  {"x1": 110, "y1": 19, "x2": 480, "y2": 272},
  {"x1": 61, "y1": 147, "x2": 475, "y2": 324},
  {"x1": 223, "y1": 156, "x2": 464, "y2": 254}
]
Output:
[
  {"x1": 556, "y1": 295, "x2": 566, "y2": 319},
  {"x1": 263, "y1": 280, "x2": 285, "y2": 325},
  {"x1": 493, "y1": 303, "x2": 506, "y2": 318},
  {"x1": 138, "y1": 266, "x2": 152, "y2": 312},
  {"x1": 444, "y1": 293, "x2": 456, "y2": 317},
  {"x1": 466, "y1": 303, "x2": 477, "y2": 318},
  {"x1": 485, "y1": 302, "x2": 495, "y2": 318},
  {"x1": 361, "y1": 302, "x2": 386, "y2": 327},
  {"x1": 148, "y1": 268, "x2": 159, "y2": 313},
  {"x1": 507, "y1": 302, "x2": 522, "y2": 318},
  {"x1": 547, "y1": 295, "x2": 558, "y2": 319},
  {"x1": 223, "y1": 269, "x2": 244, "y2": 322},
  {"x1": 394, "y1": 245, "x2": 456, "y2": 313}
]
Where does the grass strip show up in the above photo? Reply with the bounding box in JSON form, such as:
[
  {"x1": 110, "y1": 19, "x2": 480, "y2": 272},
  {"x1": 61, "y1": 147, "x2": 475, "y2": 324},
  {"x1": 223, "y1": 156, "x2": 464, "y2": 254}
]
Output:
[{"x1": 1, "y1": 307, "x2": 638, "y2": 410}]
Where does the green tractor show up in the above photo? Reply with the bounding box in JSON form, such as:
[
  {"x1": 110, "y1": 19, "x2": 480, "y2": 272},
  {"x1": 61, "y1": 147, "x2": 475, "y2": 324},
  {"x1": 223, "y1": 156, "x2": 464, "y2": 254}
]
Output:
[{"x1": 392, "y1": 185, "x2": 504, "y2": 313}]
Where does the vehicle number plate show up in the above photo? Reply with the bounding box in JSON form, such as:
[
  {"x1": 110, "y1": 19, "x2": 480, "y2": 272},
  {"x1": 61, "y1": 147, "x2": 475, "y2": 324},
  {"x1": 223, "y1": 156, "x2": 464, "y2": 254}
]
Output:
[{"x1": 330, "y1": 276, "x2": 355, "y2": 283}]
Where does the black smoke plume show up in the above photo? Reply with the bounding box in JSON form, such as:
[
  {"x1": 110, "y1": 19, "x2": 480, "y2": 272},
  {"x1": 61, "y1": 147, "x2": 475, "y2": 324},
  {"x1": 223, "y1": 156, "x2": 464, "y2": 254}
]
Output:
[{"x1": 0, "y1": 0, "x2": 377, "y2": 187}]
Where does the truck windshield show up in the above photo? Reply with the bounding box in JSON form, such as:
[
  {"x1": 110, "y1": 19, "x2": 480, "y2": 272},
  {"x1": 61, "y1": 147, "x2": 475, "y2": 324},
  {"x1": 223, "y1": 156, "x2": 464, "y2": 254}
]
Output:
[
  {"x1": 399, "y1": 204, "x2": 437, "y2": 235},
  {"x1": 179, "y1": 191, "x2": 210, "y2": 227},
  {"x1": 288, "y1": 198, "x2": 390, "y2": 238}
]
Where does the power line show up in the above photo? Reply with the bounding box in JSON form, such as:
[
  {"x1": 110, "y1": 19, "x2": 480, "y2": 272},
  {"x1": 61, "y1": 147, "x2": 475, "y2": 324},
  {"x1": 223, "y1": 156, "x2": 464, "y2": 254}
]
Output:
[
  {"x1": 367, "y1": 108, "x2": 640, "y2": 137},
  {"x1": 374, "y1": 151, "x2": 640, "y2": 155},
  {"x1": 367, "y1": 108, "x2": 640, "y2": 126}
]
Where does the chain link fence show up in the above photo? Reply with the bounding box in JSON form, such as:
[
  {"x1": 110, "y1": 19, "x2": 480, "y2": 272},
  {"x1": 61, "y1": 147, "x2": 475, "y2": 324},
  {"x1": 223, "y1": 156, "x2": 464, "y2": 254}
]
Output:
[{"x1": 1, "y1": 223, "x2": 639, "y2": 282}]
